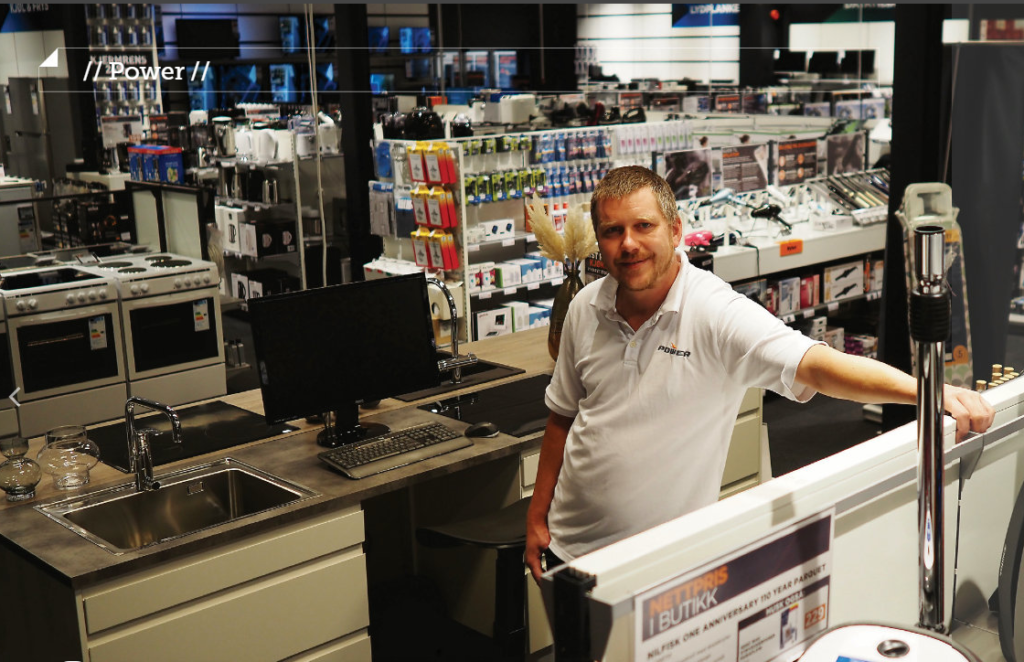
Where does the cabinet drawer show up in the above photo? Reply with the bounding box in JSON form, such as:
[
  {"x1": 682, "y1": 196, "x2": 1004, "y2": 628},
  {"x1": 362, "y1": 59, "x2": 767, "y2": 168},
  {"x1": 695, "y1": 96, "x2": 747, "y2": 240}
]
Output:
[
  {"x1": 521, "y1": 449, "x2": 540, "y2": 489},
  {"x1": 84, "y1": 507, "x2": 363, "y2": 634},
  {"x1": 739, "y1": 388, "x2": 762, "y2": 416},
  {"x1": 721, "y1": 412, "x2": 760, "y2": 487},
  {"x1": 290, "y1": 632, "x2": 372, "y2": 662},
  {"x1": 88, "y1": 551, "x2": 369, "y2": 662}
]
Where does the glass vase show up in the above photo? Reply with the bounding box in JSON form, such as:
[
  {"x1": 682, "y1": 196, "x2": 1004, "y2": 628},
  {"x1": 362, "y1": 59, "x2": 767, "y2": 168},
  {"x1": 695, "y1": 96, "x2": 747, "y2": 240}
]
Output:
[
  {"x1": 37, "y1": 425, "x2": 100, "y2": 490},
  {"x1": 548, "y1": 262, "x2": 585, "y2": 361},
  {"x1": 0, "y1": 436, "x2": 41, "y2": 502}
]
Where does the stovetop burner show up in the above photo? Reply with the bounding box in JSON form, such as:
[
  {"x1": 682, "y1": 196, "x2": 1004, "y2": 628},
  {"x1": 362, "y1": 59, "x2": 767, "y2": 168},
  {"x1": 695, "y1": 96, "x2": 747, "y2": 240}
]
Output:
[
  {"x1": 151, "y1": 259, "x2": 192, "y2": 268},
  {"x1": 0, "y1": 267, "x2": 102, "y2": 291},
  {"x1": 98, "y1": 261, "x2": 134, "y2": 269},
  {"x1": 145, "y1": 255, "x2": 173, "y2": 262},
  {"x1": 118, "y1": 267, "x2": 147, "y2": 274}
]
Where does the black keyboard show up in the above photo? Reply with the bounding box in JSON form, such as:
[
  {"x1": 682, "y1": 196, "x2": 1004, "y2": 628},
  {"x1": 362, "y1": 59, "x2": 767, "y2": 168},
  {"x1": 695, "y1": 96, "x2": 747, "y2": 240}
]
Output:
[{"x1": 318, "y1": 422, "x2": 471, "y2": 479}]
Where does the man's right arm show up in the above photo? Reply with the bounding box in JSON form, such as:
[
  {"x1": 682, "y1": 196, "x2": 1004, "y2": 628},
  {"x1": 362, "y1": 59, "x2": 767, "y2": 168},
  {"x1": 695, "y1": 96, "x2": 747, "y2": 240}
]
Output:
[{"x1": 526, "y1": 411, "x2": 574, "y2": 582}]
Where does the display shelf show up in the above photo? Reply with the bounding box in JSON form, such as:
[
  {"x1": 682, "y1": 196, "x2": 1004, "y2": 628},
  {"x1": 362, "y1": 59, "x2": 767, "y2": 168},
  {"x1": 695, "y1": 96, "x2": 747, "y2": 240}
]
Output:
[
  {"x1": 473, "y1": 275, "x2": 564, "y2": 300},
  {"x1": 778, "y1": 289, "x2": 882, "y2": 324},
  {"x1": 466, "y1": 231, "x2": 537, "y2": 252},
  {"x1": 710, "y1": 222, "x2": 887, "y2": 283}
]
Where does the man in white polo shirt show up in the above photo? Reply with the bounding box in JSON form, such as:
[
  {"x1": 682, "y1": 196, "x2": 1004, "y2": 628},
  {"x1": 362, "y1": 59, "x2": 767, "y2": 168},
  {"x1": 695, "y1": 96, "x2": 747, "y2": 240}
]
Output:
[{"x1": 525, "y1": 166, "x2": 994, "y2": 580}]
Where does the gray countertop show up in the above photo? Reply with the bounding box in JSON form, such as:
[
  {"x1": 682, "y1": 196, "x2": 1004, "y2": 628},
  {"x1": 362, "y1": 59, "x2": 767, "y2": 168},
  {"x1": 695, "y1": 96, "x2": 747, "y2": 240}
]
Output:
[{"x1": 0, "y1": 328, "x2": 554, "y2": 589}]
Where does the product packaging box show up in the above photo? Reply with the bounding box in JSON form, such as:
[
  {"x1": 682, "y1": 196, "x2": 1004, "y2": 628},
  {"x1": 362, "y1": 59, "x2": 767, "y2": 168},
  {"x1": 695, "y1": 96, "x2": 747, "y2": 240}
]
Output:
[
  {"x1": 824, "y1": 326, "x2": 845, "y2": 352},
  {"x1": 475, "y1": 308, "x2": 512, "y2": 339},
  {"x1": 799, "y1": 274, "x2": 820, "y2": 308},
  {"x1": 240, "y1": 219, "x2": 297, "y2": 258},
  {"x1": 733, "y1": 279, "x2": 767, "y2": 307},
  {"x1": 868, "y1": 259, "x2": 884, "y2": 292},
  {"x1": 493, "y1": 263, "x2": 523, "y2": 289},
  {"x1": 778, "y1": 276, "x2": 801, "y2": 315},
  {"x1": 845, "y1": 333, "x2": 878, "y2": 359},
  {"x1": 501, "y1": 301, "x2": 531, "y2": 332},
  {"x1": 158, "y1": 148, "x2": 185, "y2": 184},
  {"x1": 483, "y1": 218, "x2": 515, "y2": 240},
  {"x1": 231, "y1": 272, "x2": 249, "y2": 300},
  {"x1": 765, "y1": 283, "x2": 778, "y2": 315},
  {"x1": 528, "y1": 306, "x2": 551, "y2": 328},
  {"x1": 823, "y1": 260, "x2": 865, "y2": 302},
  {"x1": 506, "y1": 258, "x2": 543, "y2": 283}
]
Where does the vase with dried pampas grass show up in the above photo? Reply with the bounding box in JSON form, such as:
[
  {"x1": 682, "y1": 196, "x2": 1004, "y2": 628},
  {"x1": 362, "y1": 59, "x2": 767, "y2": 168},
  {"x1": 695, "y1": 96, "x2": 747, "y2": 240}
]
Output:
[{"x1": 525, "y1": 196, "x2": 599, "y2": 360}]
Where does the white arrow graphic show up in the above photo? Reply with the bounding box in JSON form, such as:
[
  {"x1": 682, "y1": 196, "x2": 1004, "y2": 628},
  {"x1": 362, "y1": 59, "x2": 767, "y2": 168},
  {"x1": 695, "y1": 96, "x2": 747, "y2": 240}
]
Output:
[
  {"x1": 40, "y1": 49, "x2": 60, "y2": 68},
  {"x1": 8, "y1": 387, "x2": 19, "y2": 408}
]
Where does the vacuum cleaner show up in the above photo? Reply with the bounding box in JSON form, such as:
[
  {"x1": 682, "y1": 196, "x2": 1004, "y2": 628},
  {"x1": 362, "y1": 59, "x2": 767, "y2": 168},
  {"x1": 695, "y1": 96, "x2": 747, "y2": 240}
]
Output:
[{"x1": 799, "y1": 225, "x2": 980, "y2": 661}]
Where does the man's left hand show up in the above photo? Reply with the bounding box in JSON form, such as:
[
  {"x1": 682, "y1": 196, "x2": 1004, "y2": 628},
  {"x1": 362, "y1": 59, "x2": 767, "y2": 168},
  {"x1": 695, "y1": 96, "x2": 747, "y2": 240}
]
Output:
[{"x1": 944, "y1": 385, "x2": 995, "y2": 442}]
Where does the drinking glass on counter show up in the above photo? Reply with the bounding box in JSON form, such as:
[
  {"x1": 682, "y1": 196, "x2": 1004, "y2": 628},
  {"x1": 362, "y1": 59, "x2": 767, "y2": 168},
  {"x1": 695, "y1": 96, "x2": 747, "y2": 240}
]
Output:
[{"x1": 37, "y1": 425, "x2": 100, "y2": 490}]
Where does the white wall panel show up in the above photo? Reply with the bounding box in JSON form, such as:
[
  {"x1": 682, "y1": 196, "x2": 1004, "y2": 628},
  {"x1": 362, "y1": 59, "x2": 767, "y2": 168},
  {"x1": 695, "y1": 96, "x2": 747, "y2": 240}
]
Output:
[
  {"x1": 13, "y1": 32, "x2": 46, "y2": 78},
  {"x1": 577, "y1": 5, "x2": 676, "y2": 17},
  {"x1": 579, "y1": 14, "x2": 738, "y2": 40},
  {"x1": 790, "y1": 22, "x2": 895, "y2": 84},
  {"x1": 0, "y1": 34, "x2": 17, "y2": 86},
  {"x1": 41, "y1": 31, "x2": 68, "y2": 79}
]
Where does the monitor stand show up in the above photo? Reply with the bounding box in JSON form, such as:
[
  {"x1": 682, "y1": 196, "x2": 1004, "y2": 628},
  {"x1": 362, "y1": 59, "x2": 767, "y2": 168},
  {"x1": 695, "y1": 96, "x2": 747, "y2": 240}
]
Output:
[{"x1": 316, "y1": 402, "x2": 389, "y2": 448}]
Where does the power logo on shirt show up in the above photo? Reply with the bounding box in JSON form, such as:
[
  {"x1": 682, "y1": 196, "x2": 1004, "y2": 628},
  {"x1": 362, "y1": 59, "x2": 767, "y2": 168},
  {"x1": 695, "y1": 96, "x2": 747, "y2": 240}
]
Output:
[{"x1": 658, "y1": 343, "x2": 691, "y2": 358}]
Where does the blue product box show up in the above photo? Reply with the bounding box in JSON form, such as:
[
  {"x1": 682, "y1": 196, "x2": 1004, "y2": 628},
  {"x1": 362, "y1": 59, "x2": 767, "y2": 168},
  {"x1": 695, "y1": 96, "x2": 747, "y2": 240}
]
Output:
[
  {"x1": 127, "y1": 146, "x2": 145, "y2": 181},
  {"x1": 141, "y1": 148, "x2": 161, "y2": 182},
  {"x1": 158, "y1": 149, "x2": 185, "y2": 184}
]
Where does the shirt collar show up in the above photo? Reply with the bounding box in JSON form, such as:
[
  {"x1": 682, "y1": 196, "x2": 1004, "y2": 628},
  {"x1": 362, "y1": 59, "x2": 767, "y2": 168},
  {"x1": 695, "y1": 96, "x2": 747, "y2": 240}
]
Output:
[{"x1": 593, "y1": 248, "x2": 690, "y2": 318}]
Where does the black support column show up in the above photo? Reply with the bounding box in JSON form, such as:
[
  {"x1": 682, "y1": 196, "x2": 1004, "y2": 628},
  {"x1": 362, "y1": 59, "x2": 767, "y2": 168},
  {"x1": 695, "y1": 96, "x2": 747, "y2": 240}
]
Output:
[
  {"x1": 334, "y1": 3, "x2": 379, "y2": 282},
  {"x1": 880, "y1": 5, "x2": 951, "y2": 431}
]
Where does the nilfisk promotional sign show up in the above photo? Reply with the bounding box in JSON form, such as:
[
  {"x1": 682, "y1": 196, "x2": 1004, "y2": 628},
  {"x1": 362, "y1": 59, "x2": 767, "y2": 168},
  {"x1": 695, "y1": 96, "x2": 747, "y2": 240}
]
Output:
[{"x1": 635, "y1": 512, "x2": 834, "y2": 662}]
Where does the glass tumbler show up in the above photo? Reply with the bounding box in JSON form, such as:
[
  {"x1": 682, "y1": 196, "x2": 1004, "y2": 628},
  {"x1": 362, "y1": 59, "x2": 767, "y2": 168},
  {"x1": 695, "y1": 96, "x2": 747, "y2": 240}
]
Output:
[{"x1": 37, "y1": 426, "x2": 101, "y2": 490}]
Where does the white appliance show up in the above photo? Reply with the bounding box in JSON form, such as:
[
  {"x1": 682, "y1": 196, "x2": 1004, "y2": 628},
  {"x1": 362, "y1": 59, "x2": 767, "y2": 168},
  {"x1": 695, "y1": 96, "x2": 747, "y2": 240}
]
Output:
[
  {"x1": 91, "y1": 253, "x2": 226, "y2": 406},
  {"x1": 0, "y1": 266, "x2": 127, "y2": 437},
  {"x1": 0, "y1": 305, "x2": 19, "y2": 438}
]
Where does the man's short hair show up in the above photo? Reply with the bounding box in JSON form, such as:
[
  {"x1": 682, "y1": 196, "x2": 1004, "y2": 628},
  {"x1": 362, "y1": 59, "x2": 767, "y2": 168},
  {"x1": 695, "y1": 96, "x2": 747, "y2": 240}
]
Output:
[{"x1": 591, "y1": 166, "x2": 679, "y2": 233}]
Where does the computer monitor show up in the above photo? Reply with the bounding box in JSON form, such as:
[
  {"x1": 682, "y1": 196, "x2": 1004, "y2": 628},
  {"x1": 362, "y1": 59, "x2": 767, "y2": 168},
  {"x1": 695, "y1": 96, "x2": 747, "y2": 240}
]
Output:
[
  {"x1": 808, "y1": 52, "x2": 839, "y2": 75},
  {"x1": 248, "y1": 274, "x2": 440, "y2": 447},
  {"x1": 840, "y1": 50, "x2": 875, "y2": 75},
  {"x1": 774, "y1": 50, "x2": 807, "y2": 73}
]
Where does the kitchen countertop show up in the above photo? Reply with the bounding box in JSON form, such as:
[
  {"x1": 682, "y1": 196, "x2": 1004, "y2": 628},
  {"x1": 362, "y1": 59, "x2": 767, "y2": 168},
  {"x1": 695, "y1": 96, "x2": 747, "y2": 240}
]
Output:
[{"x1": 0, "y1": 328, "x2": 555, "y2": 588}]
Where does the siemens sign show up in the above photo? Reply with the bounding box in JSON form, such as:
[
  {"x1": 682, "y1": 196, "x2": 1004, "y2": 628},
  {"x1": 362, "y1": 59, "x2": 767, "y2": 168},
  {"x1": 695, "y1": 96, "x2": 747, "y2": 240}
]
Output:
[{"x1": 671, "y1": 4, "x2": 740, "y2": 28}]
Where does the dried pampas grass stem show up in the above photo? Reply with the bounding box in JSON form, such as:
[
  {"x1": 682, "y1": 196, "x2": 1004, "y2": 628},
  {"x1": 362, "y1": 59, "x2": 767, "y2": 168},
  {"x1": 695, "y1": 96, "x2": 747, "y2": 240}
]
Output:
[{"x1": 526, "y1": 195, "x2": 597, "y2": 265}]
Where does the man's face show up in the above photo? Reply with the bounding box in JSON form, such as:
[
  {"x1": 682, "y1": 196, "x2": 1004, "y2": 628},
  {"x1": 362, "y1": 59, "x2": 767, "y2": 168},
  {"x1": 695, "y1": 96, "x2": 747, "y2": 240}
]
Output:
[{"x1": 595, "y1": 188, "x2": 682, "y2": 292}]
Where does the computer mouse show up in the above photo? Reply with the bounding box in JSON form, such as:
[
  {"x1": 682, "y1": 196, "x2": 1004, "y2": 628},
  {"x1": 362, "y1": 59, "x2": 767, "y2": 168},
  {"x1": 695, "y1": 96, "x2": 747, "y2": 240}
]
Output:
[{"x1": 464, "y1": 421, "x2": 500, "y2": 438}]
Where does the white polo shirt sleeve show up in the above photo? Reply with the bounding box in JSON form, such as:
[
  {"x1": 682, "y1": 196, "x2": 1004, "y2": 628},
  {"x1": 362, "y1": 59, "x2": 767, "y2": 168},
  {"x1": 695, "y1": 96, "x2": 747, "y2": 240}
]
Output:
[
  {"x1": 545, "y1": 297, "x2": 585, "y2": 418},
  {"x1": 714, "y1": 291, "x2": 823, "y2": 402}
]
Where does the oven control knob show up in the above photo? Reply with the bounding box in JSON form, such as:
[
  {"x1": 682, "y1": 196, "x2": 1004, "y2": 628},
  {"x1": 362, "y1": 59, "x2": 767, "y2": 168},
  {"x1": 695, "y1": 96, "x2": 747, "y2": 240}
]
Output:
[
  {"x1": 15, "y1": 301, "x2": 25, "y2": 312},
  {"x1": 66, "y1": 294, "x2": 75, "y2": 305},
  {"x1": 193, "y1": 277, "x2": 203, "y2": 286},
  {"x1": 140, "y1": 283, "x2": 149, "y2": 293},
  {"x1": 203, "y1": 274, "x2": 211, "y2": 284},
  {"x1": 174, "y1": 279, "x2": 183, "y2": 289},
  {"x1": 29, "y1": 299, "x2": 37, "y2": 309},
  {"x1": 98, "y1": 290, "x2": 108, "y2": 300},
  {"x1": 87, "y1": 290, "x2": 97, "y2": 301},
  {"x1": 130, "y1": 285, "x2": 140, "y2": 295},
  {"x1": 77, "y1": 292, "x2": 86, "y2": 303}
]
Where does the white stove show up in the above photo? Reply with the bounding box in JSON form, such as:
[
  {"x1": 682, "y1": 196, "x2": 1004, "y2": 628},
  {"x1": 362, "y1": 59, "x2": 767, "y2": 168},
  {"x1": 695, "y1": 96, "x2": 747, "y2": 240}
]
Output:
[
  {"x1": 92, "y1": 253, "x2": 226, "y2": 406},
  {"x1": 0, "y1": 265, "x2": 127, "y2": 437}
]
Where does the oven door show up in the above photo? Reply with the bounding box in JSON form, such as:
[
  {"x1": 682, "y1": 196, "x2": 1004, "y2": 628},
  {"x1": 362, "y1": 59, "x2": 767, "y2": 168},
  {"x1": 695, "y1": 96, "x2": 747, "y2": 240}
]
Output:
[
  {"x1": 121, "y1": 288, "x2": 224, "y2": 380},
  {"x1": 9, "y1": 303, "x2": 125, "y2": 401}
]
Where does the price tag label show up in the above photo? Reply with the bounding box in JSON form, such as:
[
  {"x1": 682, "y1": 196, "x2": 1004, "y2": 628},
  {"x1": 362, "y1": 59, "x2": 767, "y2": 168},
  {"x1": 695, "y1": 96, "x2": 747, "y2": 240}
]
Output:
[
  {"x1": 827, "y1": 302, "x2": 839, "y2": 312},
  {"x1": 479, "y1": 291, "x2": 492, "y2": 300},
  {"x1": 503, "y1": 287, "x2": 518, "y2": 296},
  {"x1": 527, "y1": 283, "x2": 540, "y2": 291},
  {"x1": 802, "y1": 309, "x2": 814, "y2": 319},
  {"x1": 552, "y1": 277, "x2": 564, "y2": 287},
  {"x1": 467, "y1": 244, "x2": 480, "y2": 253},
  {"x1": 525, "y1": 233, "x2": 536, "y2": 242},
  {"x1": 779, "y1": 239, "x2": 804, "y2": 257},
  {"x1": 782, "y1": 314, "x2": 796, "y2": 324},
  {"x1": 501, "y1": 238, "x2": 516, "y2": 247}
]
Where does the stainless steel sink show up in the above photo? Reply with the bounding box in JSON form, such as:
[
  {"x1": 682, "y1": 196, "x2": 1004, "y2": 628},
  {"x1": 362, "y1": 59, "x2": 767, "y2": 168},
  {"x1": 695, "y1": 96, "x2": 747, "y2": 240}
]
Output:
[
  {"x1": 35, "y1": 458, "x2": 317, "y2": 554},
  {"x1": 393, "y1": 352, "x2": 525, "y2": 401}
]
